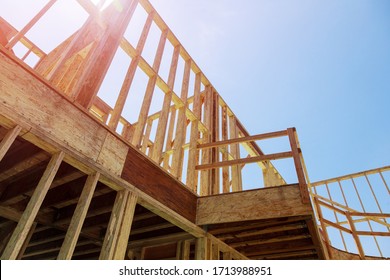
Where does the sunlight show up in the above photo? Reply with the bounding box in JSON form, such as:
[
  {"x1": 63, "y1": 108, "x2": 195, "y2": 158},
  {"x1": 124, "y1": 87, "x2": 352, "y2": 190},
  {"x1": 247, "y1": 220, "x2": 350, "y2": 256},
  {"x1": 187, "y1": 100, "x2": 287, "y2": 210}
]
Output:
[{"x1": 90, "y1": 0, "x2": 118, "y2": 11}]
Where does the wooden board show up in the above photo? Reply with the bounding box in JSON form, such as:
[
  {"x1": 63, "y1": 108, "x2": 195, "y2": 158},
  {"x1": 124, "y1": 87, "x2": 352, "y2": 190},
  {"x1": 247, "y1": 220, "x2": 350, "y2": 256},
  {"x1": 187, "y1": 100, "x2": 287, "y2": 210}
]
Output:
[
  {"x1": 121, "y1": 147, "x2": 197, "y2": 223},
  {"x1": 197, "y1": 184, "x2": 313, "y2": 225},
  {"x1": 0, "y1": 51, "x2": 127, "y2": 176}
]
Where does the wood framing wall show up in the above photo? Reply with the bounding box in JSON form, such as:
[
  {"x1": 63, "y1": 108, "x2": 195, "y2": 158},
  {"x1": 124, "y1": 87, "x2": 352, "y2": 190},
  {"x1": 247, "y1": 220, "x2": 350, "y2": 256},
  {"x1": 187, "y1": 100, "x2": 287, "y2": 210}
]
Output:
[{"x1": 0, "y1": 0, "x2": 337, "y2": 260}]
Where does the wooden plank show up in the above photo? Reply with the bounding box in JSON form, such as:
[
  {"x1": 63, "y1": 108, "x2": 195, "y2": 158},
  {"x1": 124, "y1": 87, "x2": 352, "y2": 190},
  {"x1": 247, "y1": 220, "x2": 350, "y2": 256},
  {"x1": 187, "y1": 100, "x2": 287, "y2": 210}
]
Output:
[
  {"x1": 97, "y1": 132, "x2": 129, "y2": 176},
  {"x1": 1, "y1": 151, "x2": 64, "y2": 260},
  {"x1": 198, "y1": 129, "x2": 288, "y2": 149},
  {"x1": 5, "y1": 0, "x2": 57, "y2": 49},
  {"x1": 121, "y1": 146, "x2": 197, "y2": 222},
  {"x1": 17, "y1": 222, "x2": 37, "y2": 260},
  {"x1": 287, "y1": 128, "x2": 310, "y2": 203},
  {"x1": 171, "y1": 59, "x2": 192, "y2": 179},
  {"x1": 346, "y1": 212, "x2": 366, "y2": 260},
  {"x1": 100, "y1": 190, "x2": 129, "y2": 260},
  {"x1": 57, "y1": 172, "x2": 100, "y2": 260},
  {"x1": 197, "y1": 184, "x2": 313, "y2": 225},
  {"x1": 73, "y1": 0, "x2": 139, "y2": 109},
  {"x1": 128, "y1": 232, "x2": 192, "y2": 249},
  {"x1": 131, "y1": 75, "x2": 158, "y2": 147},
  {"x1": 200, "y1": 87, "x2": 212, "y2": 195},
  {"x1": 221, "y1": 105, "x2": 230, "y2": 193},
  {"x1": 182, "y1": 240, "x2": 191, "y2": 260},
  {"x1": 195, "y1": 237, "x2": 207, "y2": 260},
  {"x1": 0, "y1": 125, "x2": 22, "y2": 161},
  {"x1": 229, "y1": 116, "x2": 242, "y2": 192},
  {"x1": 186, "y1": 72, "x2": 202, "y2": 192},
  {"x1": 113, "y1": 191, "x2": 137, "y2": 260},
  {"x1": 152, "y1": 45, "x2": 180, "y2": 163},
  {"x1": 196, "y1": 151, "x2": 293, "y2": 170},
  {"x1": 211, "y1": 91, "x2": 220, "y2": 195}
]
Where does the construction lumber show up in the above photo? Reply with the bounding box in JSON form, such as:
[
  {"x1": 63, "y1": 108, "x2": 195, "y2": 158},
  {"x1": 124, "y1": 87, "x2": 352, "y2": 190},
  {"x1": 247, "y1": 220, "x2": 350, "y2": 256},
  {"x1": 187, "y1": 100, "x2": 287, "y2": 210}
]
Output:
[
  {"x1": 1, "y1": 151, "x2": 64, "y2": 260},
  {"x1": 57, "y1": 172, "x2": 100, "y2": 260},
  {"x1": 197, "y1": 185, "x2": 312, "y2": 225},
  {"x1": 0, "y1": 125, "x2": 22, "y2": 161}
]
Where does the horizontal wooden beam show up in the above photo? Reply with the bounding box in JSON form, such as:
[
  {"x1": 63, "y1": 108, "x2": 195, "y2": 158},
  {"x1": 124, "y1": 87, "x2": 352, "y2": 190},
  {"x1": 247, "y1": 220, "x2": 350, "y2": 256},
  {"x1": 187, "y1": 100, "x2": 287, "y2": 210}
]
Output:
[
  {"x1": 197, "y1": 130, "x2": 287, "y2": 150},
  {"x1": 197, "y1": 185, "x2": 313, "y2": 225},
  {"x1": 195, "y1": 151, "x2": 293, "y2": 170},
  {"x1": 355, "y1": 231, "x2": 390, "y2": 237}
]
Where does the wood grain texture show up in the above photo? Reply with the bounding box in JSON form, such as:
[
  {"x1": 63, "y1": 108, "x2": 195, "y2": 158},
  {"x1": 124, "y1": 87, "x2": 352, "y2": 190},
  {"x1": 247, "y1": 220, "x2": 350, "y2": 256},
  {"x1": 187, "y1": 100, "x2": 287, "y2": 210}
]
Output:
[
  {"x1": 197, "y1": 184, "x2": 313, "y2": 225},
  {"x1": 122, "y1": 146, "x2": 197, "y2": 223}
]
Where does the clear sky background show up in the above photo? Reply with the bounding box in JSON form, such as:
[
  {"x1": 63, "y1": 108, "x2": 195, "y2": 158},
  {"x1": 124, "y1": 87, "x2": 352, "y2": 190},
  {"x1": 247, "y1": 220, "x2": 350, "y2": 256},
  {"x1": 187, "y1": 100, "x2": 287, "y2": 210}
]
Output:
[
  {"x1": 148, "y1": 0, "x2": 390, "y2": 183},
  {"x1": 2, "y1": 0, "x2": 389, "y2": 185}
]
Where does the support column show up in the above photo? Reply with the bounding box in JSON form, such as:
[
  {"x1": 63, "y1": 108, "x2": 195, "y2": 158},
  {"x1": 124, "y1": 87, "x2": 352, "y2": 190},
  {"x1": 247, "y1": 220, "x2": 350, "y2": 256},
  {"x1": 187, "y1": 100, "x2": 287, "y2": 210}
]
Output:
[
  {"x1": 57, "y1": 172, "x2": 100, "y2": 260},
  {"x1": 1, "y1": 151, "x2": 64, "y2": 260},
  {"x1": 0, "y1": 125, "x2": 22, "y2": 161},
  {"x1": 99, "y1": 189, "x2": 138, "y2": 260}
]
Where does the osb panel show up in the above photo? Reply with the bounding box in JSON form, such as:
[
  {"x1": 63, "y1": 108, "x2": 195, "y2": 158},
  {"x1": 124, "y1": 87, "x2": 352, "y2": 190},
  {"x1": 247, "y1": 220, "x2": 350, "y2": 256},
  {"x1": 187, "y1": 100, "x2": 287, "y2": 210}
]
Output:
[{"x1": 197, "y1": 184, "x2": 313, "y2": 225}]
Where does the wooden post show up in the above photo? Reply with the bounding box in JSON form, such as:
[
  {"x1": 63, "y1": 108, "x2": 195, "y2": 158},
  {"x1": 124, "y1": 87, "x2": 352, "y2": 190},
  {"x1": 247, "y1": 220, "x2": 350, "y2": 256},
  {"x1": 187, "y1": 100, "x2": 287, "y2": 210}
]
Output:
[
  {"x1": 0, "y1": 125, "x2": 22, "y2": 161},
  {"x1": 211, "y1": 242, "x2": 220, "y2": 260},
  {"x1": 17, "y1": 222, "x2": 37, "y2": 260},
  {"x1": 313, "y1": 197, "x2": 332, "y2": 260},
  {"x1": 1, "y1": 151, "x2": 64, "y2": 260},
  {"x1": 221, "y1": 105, "x2": 230, "y2": 193},
  {"x1": 200, "y1": 86, "x2": 213, "y2": 195},
  {"x1": 223, "y1": 251, "x2": 232, "y2": 260},
  {"x1": 229, "y1": 116, "x2": 242, "y2": 192},
  {"x1": 186, "y1": 72, "x2": 202, "y2": 192},
  {"x1": 152, "y1": 45, "x2": 180, "y2": 163},
  {"x1": 346, "y1": 212, "x2": 366, "y2": 260},
  {"x1": 287, "y1": 127, "x2": 310, "y2": 203},
  {"x1": 211, "y1": 91, "x2": 220, "y2": 195},
  {"x1": 182, "y1": 240, "x2": 191, "y2": 260},
  {"x1": 195, "y1": 237, "x2": 208, "y2": 260},
  {"x1": 57, "y1": 172, "x2": 100, "y2": 260},
  {"x1": 100, "y1": 190, "x2": 137, "y2": 260},
  {"x1": 113, "y1": 191, "x2": 137, "y2": 260},
  {"x1": 171, "y1": 59, "x2": 191, "y2": 179},
  {"x1": 73, "y1": 0, "x2": 139, "y2": 109}
]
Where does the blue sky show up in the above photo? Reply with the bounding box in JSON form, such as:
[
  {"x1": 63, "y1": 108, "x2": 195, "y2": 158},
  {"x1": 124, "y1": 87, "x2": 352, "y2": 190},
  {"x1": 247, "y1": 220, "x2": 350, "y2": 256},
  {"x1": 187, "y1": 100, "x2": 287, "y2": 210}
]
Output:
[
  {"x1": 2, "y1": 0, "x2": 389, "y2": 184},
  {"x1": 149, "y1": 0, "x2": 390, "y2": 182}
]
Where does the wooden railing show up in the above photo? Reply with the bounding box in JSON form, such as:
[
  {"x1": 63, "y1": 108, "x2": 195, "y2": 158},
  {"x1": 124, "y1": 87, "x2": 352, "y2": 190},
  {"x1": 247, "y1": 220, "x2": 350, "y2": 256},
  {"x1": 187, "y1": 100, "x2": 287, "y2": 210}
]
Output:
[{"x1": 310, "y1": 166, "x2": 390, "y2": 259}]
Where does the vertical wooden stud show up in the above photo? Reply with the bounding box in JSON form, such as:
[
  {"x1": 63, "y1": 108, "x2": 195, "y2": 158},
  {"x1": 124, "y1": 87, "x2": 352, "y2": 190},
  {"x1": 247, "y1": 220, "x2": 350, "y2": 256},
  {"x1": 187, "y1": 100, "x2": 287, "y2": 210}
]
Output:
[
  {"x1": 1, "y1": 151, "x2": 64, "y2": 260},
  {"x1": 57, "y1": 172, "x2": 100, "y2": 260},
  {"x1": 0, "y1": 125, "x2": 22, "y2": 161},
  {"x1": 152, "y1": 45, "x2": 180, "y2": 163},
  {"x1": 287, "y1": 127, "x2": 310, "y2": 203}
]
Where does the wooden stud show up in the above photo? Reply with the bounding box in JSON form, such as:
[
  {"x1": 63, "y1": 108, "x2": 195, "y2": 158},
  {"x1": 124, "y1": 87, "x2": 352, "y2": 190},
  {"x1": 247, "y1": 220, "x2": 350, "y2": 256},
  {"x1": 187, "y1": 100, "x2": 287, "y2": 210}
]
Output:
[
  {"x1": 113, "y1": 191, "x2": 137, "y2": 260},
  {"x1": 0, "y1": 125, "x2": 22, "y2": 161},
  {"x1": 287, "y1": 128, "x2": 310, "y2": 203},
  {"x1": 5, "y1": 0, "x2": 57, "y2": 50},
  {"x1": 221, "y1": 105, "x2": 230, "y2": 193},
  {"x1": 1, "y1": 151, "x2": 64, "y2": 260},
  {"x1": 73, "y1": 0, "x2": 139, "y2": 109},
  {"x1": 186, "y1": 72, "x2": 201, "y2": 192},
  {"x1": 182, "y1": 240, "x2": 191, "y2": 260},
  {"x1": 229, "y1": 116, "x2": 242, "y2": 192},
  {"x1": 346, "y1": 212, "x2": 366, "y2": 260},
  {"x1": 200, "y1": 86, "x2": 212, "y2": 195},
  {"x1": 99, "y1": 190, "x2": 129, "y2": 260},
  {"x1": 195, "y1": 237, "x2": 207, "y2": 260},
  {"x1": 171, "y1": 59, "x2": 191, "y2": 178},
  {"x1": 57, "y1": 172, "x2": 100, "y2": 260},
  {"x1": 131, "y1": 75, "x2": 158, "y2": 147},
  {"x1": 99, "y1": 190, "x2": 137, "y2": 260},
  {"x1": 152, "y1": 45, "x2": 180, "y2": 163},
  {"x1": 109, "y1": 11, "x2": 155, "y2": 131},
  {"x1": 16, "y1": 222, "x2": 37, "y2": 260}
]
